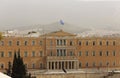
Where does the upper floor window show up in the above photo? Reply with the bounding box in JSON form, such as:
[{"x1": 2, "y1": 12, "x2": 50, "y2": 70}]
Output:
[
  {"x1": 70, "y1": 41, "x2": 73, "y2": 46},
  {"x1": 50, "y1": 40, "x2": 52, "y2": 45},
  {"x1": 8, "y1": 51, "x2": 12, "y2": 57},
  {"x1": 32, "y1": 41, "x2": 35, "y2": 46},
  {"x1": 8, "y1": 41, "x2": 12, "y2": 46},
  {"x1": 93, "y1": 41, "x2": 95, "y2": 46},
  {"x1": 106, "y1": 51, "x2": 109, "y2": 56},
  {"x1": 92, "y1": 51, "x2": 95, "y2": 56},
  {"x1": 106, "y1": 41, "x2": 109, "y2": 46},
  {"x1": 99, "y1": 51, "x2": 102, "y2": 56},
  {"x1": 40, "y1": 51, "x2": 43, "y2": 57},
  {"x1": 64, "y1": 40, "x2": 66, "y2": 45},
  {"x1": 86, "y1": 51, "x2": 88, "y2": 56},
  {"x1": 70, "y1": 51, "x2": 73, "y2": 56},
  {"x1": 24, "y1": 41, "x2": 27, "y2": 46},
  {"x1": 79, "y1": 51, "x2": 82, "y2": 56},
  {"x1": 50, "y1": 51, "x2": 53, "y2": 56},
  {"x1": 99, "y1": 41, "x2": 102, "y2": 46},
  {"x1": 32, "y1": 51, "x2": 35, "y2": 57},
  {"x1": 0, "y1": 41, "x2": 4, "y2": 46},
  {"x1": 40, "y1": 41, "x2": 43, "y2": 46},
  {"x1": 24, "y1": 51, "x2": 28, "y2": 57},
  {"x1": 16, "y1": 41, "x2": 20, "y2": 46},
  {"x1": 113, "y1": 41, "x2": 115, "y2": 46},
  {"x1": 79, "y1": 41, "x2": 81, "y2": 46},
  {"x1": 0, "y1": 51, "x2": 4, "y2": 57},
  {"x1": 86, "y1": 41, "x2": 88, "y2": 46},
  {"x1": 113, "y1": 51, "x2": 116, "y2": 56}
]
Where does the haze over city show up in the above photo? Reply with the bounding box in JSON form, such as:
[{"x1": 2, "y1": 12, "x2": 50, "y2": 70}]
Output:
[{"x1": 0, "y1": 0, "x2": 120, "y2": 31}]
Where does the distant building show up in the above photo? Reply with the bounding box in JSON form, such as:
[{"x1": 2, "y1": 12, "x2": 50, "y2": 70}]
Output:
[{"x1": 0, "y1": 30, "x2": 120, "y2": 71}]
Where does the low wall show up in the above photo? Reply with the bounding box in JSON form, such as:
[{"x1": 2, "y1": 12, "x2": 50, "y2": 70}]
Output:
[{"x1": 36, "y1": 73, "x2": 104, "y2": 78}]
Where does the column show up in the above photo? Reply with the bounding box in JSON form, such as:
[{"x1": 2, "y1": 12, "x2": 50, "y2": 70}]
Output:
[
  {"x1": 57, "y1": 61, "x2": 59, "y2": 70},
  {"x1": 67, "y1": 61, "x2": 69, "y2": 69},
  {"x1": 54, "y1": 62, "x2": 55, "y2": 70},
  {"x1": 50, "y1": 62, "x2": 52, "y2": 70},
  {"x1": 61, "y1": 61, "x2": 62, "y2": 69},
  {"x1": 47, "y1": 61, "x2": 49, "y2": 70}
]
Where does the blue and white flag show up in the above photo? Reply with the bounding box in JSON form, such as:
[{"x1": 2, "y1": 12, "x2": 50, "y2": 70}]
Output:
[{"x1": 60, "y1": 20, "x2": 64, "y2": 25}]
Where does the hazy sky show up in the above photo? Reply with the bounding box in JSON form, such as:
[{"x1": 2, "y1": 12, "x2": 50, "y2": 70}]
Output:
[{"x1": 1, "y1": 0, "x2": 120, "y2": 30}]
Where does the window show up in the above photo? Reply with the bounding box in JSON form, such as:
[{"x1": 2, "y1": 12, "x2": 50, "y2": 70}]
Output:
[
  {"x1": 106, "y1": 41, "x2": 109, "y2": 46},
  {"x1": 70, "y1": 41, "x2": 73, "y2": 46},
  {"x1": 8, "y1": 51, "x2": 12, "y2": 57},
  {"x1": 32, "y1": 51, "x2": 35, "y2": 57},
  {"x1": 57, "y1": 40, "x2": 59, "y2": 45},
  {"x1": 57, "y1": 49, "x2": 59, "y2": 56},
  {"x1": 40, "y1": 51, "x2": 43, "y2": 57},
  {"x1": 99, "y1": 51, "x2": 102, "y2": 56},
  {"x1": 50, "y1": 40, "x2": 53, "y2": 46},
  {"x1": 106, "y1": 62, "x2": 109, "y2": 66},
  {"x1": 93, "y1": 41, "x2": 95, "y2": 46},
  {"x1": 70, "y1": 51, "x2": 73, "y2": 56},
  {"x1": 0, "y1": 41, "x2": 4, "y2": 46},
  {"x1": 63, "y1": 49, "x2": 66, "y2": 56},
  {"x1": 24, "y1": 41, "x2": 27, "y2": 46},
  {"x1": 113, "y1": 41, "x2": 115, "y2": 46},
  {"x1": 86, "y1": 62, "x2": 88, "y2": 67},
  {"x1": 79, "y1": 62, "x2": 82, "y2": 68},
  {"x1": 106, "y1": 51, "x2": 109, "y2": 56},
  {"x1": 99, "y1": 41, "x2": 102, "y2": 46},
  {"x1": 16, "y1": 41, "x2": 20, "y2": 46},
  {"x1": 32, "y1": 41, "x2": 35, "y2": 46},
  {"x1": 60, "y1": 40, "x2": 62, "y2": 45},
  {"x1": 79, "y1": 51, "x2": 82, "y2": 56},
  {"x1": 99, "y1": 62, "x2": 102, "y2": 66},
  {"x1": 8, "y1": 41, "x2": 12, "y2": 46},
  {"x1": 32, "y1": 63, "x2": 35, "y2": 68},
  {"x1": 112, "y1": 51, "x2": 115, "y2": 56},
  {"x1": 0, "y1": 51, "x2": 4, "y2": 57},
  {"x1": 86, "y1": 51, "x2": 88, "y2": 56},
  {"x1": 113, "y1": 62, "x2": 115, "y2": 66},
  {"x1": 40, "y1": 63, "x2": 42, "y2": 69},
  {"x1": 24, "y1": 51, "x2": 28, "y2": 57},
  {"x1": 86, "y1": 41, "x2": 88, "y2": 46},
  {"x1": 50, "y1": 51, "x2": 53, "y2": 56},
  {"x1": 64, "y1": 40, "x2": 66, "y2": 45},
  {"x1": 0, "y1": 64, "x2": 4, "y2": 69},
  {"x1": 79, "y1": 41, "x2": 81, "y2": 46},
  {"x1": 40, "y1": 41, "x2": 42, "y2": 46},
  {"x1": 93, "y1": 62, "x2": 96, "y2": 67},
  {"x1": 92, "y1": 51, "x2": 95, "y2": 56}
]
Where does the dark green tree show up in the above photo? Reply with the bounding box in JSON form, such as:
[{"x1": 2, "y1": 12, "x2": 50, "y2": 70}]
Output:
[
  {"x1": 11, "y1": 49, "x2": 28, "y2": 78},
  {"x1": 6, "y1": 61, "x2": 12, "y2": 76}
]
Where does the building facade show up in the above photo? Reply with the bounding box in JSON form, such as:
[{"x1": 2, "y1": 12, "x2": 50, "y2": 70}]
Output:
[{"x1": 0, "y1": 30, "x2": 120, "y2": 71}]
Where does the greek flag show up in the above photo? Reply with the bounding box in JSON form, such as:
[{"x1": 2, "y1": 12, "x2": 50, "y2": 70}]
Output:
[{"x1": 60, "y1": 20, "x2": 64, "y2": 25}]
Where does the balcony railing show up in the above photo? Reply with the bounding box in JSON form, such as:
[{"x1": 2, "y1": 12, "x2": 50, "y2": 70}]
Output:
[{"x1": 47, "y1": 56, "x2": 77, "y2": 60}]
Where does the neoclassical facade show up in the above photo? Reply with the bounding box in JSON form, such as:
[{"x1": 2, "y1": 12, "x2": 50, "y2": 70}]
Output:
[{"x1": 0, "y1": 30, "x2": 120, "y2": 71}]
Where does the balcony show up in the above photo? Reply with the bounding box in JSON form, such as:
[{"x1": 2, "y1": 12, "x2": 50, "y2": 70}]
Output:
[{"x1": 47, "y1": 56, "x2": 77, "y2": 60}]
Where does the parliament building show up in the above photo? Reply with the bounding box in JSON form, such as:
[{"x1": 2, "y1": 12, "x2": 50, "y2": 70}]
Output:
[{"x1": 0, "y1": 30, "x2": 120, "y2": 71}]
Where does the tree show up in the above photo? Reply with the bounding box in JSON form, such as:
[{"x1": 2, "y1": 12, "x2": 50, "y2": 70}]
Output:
[
  {"x1": 6, "y1": 61, "x2": 12, "y2": 76},
  {"x1": 11, "y1": 49, "x2": 29, "y2": 78},
  {"x1": 0, "y1": 32, "x2": 2, "y2": 40}
]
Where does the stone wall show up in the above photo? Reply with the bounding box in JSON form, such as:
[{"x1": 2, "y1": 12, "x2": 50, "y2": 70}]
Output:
[{"x1": 36, "y1": 73, "x2": 105, "y2": 78}]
